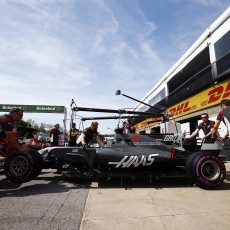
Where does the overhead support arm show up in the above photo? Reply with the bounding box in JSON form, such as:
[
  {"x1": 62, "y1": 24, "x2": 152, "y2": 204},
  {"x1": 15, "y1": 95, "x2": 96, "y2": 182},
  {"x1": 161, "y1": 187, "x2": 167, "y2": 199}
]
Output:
[
  {"x1": 115, "y1": 90, "x2": 162, "y2": 112},
  {"x1": 73, "y1": 106, "x2": 163, "y2": 116},
  {"x1": 81, "y1": 115, "x2": 162, "y2": 121}
]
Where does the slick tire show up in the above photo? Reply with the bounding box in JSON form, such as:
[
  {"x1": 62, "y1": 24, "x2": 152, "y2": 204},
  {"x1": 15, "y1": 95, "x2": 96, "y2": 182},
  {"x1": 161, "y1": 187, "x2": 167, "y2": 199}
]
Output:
[
  {"x1": 186, "y1": 152, "x2": 226, "y2": 188},
  {"x1": 4, "y1": 151, "x2": 34, "y2": 183},
  {"x1": 185, "y1": 152, "x2": 203, "y2": 179}
]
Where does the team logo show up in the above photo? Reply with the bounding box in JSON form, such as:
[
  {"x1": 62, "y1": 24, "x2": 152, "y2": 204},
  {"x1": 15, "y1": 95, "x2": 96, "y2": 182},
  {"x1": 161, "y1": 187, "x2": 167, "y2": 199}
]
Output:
[
  {"x1": 131, "y1": 134, "x2": 141, "y2": 142},
  {"x1": 108, "y1": 154, "x2": 159, "y2": 168},
  {"x1": 163, "y1": 135, "x2": 178, "y2": 141}
]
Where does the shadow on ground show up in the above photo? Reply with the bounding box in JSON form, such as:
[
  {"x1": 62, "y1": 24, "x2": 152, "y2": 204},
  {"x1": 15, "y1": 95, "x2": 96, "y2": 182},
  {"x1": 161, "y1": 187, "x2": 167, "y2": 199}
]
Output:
[{"x1": 1, "y1": 169, "x2": 230, "y2": 198}]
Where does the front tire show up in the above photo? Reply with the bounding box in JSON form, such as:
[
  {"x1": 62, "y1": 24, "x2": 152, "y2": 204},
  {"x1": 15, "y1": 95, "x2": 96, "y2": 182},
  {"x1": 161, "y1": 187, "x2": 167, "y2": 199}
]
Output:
[
  {"x1": 24, "y1": 149, "x2": 44, "y2": 182},
  {"x1": 4, "y1": 151, "x2": 34, "y2": 183}
]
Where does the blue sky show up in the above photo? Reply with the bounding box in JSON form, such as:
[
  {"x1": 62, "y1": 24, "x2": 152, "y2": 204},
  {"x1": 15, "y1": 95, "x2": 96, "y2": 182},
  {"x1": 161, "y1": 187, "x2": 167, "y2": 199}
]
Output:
[{"x1": 0, "y1": 0, "x2": 230, "y2": 133}]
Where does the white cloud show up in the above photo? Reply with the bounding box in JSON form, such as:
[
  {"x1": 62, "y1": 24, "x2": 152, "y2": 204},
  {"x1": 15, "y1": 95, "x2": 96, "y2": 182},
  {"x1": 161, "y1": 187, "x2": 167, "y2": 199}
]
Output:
[{"x1": 191, "y1": 0, "x2": 229, "y2": 7}]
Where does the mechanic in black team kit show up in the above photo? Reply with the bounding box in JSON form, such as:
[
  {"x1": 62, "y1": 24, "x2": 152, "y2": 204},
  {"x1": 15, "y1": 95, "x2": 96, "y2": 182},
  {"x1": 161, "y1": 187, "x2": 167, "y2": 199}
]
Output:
[
  {"x1": 185, "y1": 113, "x2": 215, "y2": 140},
  {"x1": 77, "y1": 122, "x2": 103, "y2": 171},
  {"x1": 0, "y1": 108, "x2": 29, "y2": 155},
  {"x1": 77, "y1": 122, "x2": 103, "y2": 147},
  {"x1": 49, "y1": 124, "x2": 60, "y2": 146},
  {"x1": 211, "y1": 99, "x2": 230, "y2": 141}
]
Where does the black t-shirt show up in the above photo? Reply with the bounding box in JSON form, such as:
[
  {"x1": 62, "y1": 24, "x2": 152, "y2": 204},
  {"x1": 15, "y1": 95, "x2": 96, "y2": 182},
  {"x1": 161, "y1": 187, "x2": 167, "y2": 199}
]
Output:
[
  {"x1": 50, "y1": 128, "x2": 60, "y2": 143},
  {"x1": 124, "y1": 124, "x2": 136, "y2": 133},
  {"x1": 217, "y1": 107, "x2": 230, "y2": 123},
  {"x1": 198, "y1": 120, "x2": 215, "y2": 135},
  {"x1": 0, "y1": 114, "x2": 13, "y2": 141},
  {"x1": 217, "y1": 107, "x2": 230, "y2": 135},
  {"x1": 83, "y1": 127, "x2": 98, "y2": 144},
  {"x1": 217, "y1": 110, "x2": 225, "y2": 122},
  {"x1": 223, "y1": 107, "x2": 230, "y2": 122},
  {"x1": 114, "y1": 127, "x2": 124, "y2": 134}
]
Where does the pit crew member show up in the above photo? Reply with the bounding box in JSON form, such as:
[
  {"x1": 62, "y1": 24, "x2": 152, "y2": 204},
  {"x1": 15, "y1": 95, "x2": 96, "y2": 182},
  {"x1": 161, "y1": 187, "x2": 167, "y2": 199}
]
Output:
[
  {"x1": 211, "y1": 99, "x2": 230, "y2": 141},
  {"x1": 77, "y1": 122, "x2": 103, "y2": 147},
  {"x1": 185, "y1": 113, "x2": 215, "y2": 140},
  {"x1": 0, "y1": 108, "x2": 29, "y2": 156}
]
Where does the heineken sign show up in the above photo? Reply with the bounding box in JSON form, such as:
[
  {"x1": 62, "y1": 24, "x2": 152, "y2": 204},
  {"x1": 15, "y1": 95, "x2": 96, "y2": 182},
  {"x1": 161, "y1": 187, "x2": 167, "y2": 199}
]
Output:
[{"x1": 0, "y1": 104, "x2": 65, "y2": 113}]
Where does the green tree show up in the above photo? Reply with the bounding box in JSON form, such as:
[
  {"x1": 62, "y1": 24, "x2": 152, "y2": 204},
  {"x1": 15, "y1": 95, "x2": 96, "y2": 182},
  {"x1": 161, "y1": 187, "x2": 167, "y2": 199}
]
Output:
[
  {"x1": 13, "y1": 119, "x2": 49, "y2": 135},
  {"x1": 14, "y1": 120, "x2": 30, "y2": 130},
  {"x1": 14, "y1": 119, "x2": 38, "y2": 130}
]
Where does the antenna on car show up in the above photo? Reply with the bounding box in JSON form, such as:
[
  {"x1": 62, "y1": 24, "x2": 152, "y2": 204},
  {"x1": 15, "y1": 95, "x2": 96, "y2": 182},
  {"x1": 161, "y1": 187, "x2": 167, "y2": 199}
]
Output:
[{"x1": 115, "y1": 90, "x2": 162, "y2": 112}]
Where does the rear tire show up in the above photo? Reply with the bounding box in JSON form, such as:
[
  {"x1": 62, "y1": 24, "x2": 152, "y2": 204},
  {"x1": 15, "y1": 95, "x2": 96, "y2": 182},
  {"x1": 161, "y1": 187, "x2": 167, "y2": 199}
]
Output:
[
  {"x1": 185, "y1": 152, "x2": 201, "y2": 179},
  {"x1": 186, "y1": 152, "x2": 226, "y2": 188}
]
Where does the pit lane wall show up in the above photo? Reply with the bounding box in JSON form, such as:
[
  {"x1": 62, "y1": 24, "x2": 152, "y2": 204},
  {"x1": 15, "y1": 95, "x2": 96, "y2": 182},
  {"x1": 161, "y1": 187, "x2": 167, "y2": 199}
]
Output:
[{"x1": 135, "y1": 79, "x2": 230, "y2": 132}]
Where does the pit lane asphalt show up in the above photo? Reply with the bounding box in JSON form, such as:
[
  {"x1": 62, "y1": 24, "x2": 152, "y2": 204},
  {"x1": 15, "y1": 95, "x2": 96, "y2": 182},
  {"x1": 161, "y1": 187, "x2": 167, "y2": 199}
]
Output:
[
  {"x1": 0, "y1": 164, "x2": 230, "y2": 230},
  {"x1": 0, "y1": 170, "x2": 89, "y2": 230}
]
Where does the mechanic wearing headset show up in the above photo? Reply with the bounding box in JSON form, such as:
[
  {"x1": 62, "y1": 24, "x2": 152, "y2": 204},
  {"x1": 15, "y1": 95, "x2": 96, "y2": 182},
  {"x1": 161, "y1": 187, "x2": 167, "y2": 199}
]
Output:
[
  {"x1": 211, "y1": 99, "x2": 230, "y2": 141},
  {"x1": 0, "y1": 108, "x2": 29, "y2": 155}
]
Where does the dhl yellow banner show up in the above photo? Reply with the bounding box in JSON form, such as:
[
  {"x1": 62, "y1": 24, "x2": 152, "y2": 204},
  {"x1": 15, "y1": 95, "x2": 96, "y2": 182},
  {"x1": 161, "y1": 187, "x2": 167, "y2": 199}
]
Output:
[{"x1": 135, "y1": 79, "x2": 230, "y2": 131}]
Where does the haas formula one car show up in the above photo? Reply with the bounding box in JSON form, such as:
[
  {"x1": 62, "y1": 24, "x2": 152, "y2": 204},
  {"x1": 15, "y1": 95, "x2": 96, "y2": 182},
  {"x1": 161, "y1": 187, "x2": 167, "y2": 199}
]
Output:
[
  {"x1": 39, "y1": 125, "x2": 226, "y2": 189},
  {"x1": 39, "y1": 97, "x2": 226, "y2": 189},
  {"x1": 1, "y1": 94, "x2": 227, "y2": 188}
]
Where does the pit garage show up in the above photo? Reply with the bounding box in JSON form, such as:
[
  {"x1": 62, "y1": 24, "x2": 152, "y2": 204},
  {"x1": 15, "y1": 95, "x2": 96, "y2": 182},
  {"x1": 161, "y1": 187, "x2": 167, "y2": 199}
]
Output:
[{"x1": 132, "y1": 10, "x2": 230, "y2": 160}]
